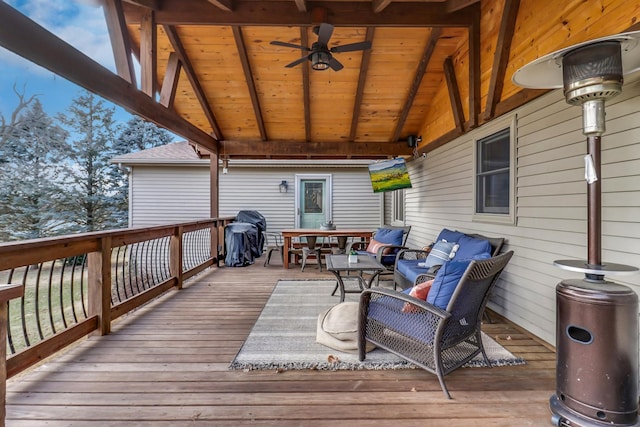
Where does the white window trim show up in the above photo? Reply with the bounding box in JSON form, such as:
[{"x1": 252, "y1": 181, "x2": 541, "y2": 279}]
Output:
[
  {"x1": 472, "y1": 114, "x2": 517, "y2": 225},
  {"x1": 390, "y1": 189, "x2": 405, "y2": 226}
]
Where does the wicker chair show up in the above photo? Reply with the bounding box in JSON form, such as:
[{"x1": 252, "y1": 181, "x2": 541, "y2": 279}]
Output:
[{"x1": 358, "y1": 250, "x2": 514, "y2": 399}]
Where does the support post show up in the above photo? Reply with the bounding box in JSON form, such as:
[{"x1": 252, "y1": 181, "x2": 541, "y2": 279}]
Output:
[
  {"x1": 170, "y1": 226, "x2": 184, "y2": 289},
  {"x1": 88, "y1": 237, "x2": 112, "y2": 335},
  {"x1": 210, "y1": 151, "x2": 220, "y2": 263},
  {"x1": 0, "y1": 284, "x2": 24, "y2": 427}
]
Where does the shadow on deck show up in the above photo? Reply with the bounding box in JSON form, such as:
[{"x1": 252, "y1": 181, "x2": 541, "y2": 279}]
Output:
[{"x1": 6, "y1": 256, "x2": 556, "y2": 426}]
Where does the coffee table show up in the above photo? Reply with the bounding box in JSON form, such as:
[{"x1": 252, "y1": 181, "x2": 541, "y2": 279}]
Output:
[{"x1": 325, "y1": 254, "x2": 386, "y2": 302}]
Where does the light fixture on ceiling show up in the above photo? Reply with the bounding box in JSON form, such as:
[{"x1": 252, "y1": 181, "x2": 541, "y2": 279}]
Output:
[
  {"x1": 513, "y1": 31, "x2": 640, "y2": 427},
  {"x1": 311, "y1": 49, "x2": 331, "y2": 70},
  {"x1": 279, "y1": 180, "x2": 288, "y2": 193},
  {"x1": 222, "y1": 159, "x2": 229, "y2": 175}
]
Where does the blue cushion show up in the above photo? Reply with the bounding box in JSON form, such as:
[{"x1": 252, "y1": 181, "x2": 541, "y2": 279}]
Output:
[
  {"x1": 356, "y1": 250, "x2": 396, "y2": 267},
  {"x1": 435, "y1": 228, "x2": 465, "y2": 244},
  {"x1": 375, "y1": 228, "x2": 404, "y2": 246},
  {"x1": 396, "y1": 259, "x2": 429, "y2": 283},
  {"x1": 426, "y1": 259, "x2": 471, "y2": 310},
  {"x1": 453, "y1": 235, "x2": 492, "y2": 261},
  {"x1": 367, "y1": 295, "x2": 435, "y2": 343}
]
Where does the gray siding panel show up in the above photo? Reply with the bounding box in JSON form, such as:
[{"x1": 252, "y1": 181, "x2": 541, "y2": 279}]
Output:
[
  {"x1": 130, "y1": 166, "x2": 210, "y2": 227},
  {"x1": 404, "y1": 81, "x2": 640, "y2": 346}
]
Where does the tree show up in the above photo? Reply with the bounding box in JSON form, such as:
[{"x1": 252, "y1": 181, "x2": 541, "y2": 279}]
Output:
[
  {"x1": 58, "y1": 91, "x2": 120, "y2": 232},
  {"x1": 110, "y1": 116, "x2": 175, "y2": 227},
  {"x1": 0, "y1": 99, "x2": 69, "y2": 241}
]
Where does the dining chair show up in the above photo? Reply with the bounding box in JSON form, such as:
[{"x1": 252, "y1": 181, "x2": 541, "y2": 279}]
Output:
[{"x1": 300, "y1": 235, "x2": 324, "y2": 271}]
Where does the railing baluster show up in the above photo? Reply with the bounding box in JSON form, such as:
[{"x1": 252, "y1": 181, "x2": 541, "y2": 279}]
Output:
[
  {"x1": 59, "y1": 260, "x2": 68, "y2": 329},
  {"x1": 18, "y1": 266, "x2": 30, "y2": 348},
  {"x1": 34, "y1": 262, "x2": 44, "y2": 341},
  {"x1": 79, "y1": 256, "x2": 87, "y2": 318},
  {"x1": 6, "y1": 270, "x2": 16, "y2": 355},
  {"x1": 69, "y1": 257, "x2": 79, "y2": 325}
]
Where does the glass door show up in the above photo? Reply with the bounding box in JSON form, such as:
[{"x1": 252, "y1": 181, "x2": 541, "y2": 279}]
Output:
[{"x1": 295, "y1": 174, "x2": 332, "y2": 228}]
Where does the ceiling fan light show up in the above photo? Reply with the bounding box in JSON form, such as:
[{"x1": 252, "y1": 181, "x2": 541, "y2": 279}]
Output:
[{"x1": 311, "y1": 50, "x2": 330, "y2": 70}]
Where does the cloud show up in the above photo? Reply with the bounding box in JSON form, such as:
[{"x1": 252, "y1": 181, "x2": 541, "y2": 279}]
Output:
[{"x1": 1, "y1": 1, "x2": 115, "y2": 73}]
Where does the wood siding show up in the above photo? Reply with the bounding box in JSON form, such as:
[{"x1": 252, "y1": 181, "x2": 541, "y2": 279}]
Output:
[{"x1": 405, "y1": 80, "x2": 640, "y2": 346}]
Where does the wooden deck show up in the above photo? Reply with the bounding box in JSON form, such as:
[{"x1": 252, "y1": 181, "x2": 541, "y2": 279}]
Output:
[{"x1": 5, "y1": 258, "x2": 556, "y2": 426}]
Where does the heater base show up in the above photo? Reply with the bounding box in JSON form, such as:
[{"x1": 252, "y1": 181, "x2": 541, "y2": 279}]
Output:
[{"x1": 551, "y1": 395, "x2": 640, "y2": 427}]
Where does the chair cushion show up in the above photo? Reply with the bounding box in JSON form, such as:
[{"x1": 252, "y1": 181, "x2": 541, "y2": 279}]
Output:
[
  {"x1": 435, "y1": 228, "x2": 465, "y2": 244},
  {"x1": 374, "y1": 228, "x2": 404, "y2": 247},
  {"x1": 427, "y1": 259, "x2": 471, "y2": 310},
  {"x1": 453, "y1": 235, "x2": 493, "y2": 261},
  {"x1": 396, "y1": 259, "x2": 428, "y2": 283},
  {"x1": 367, "y1": 296, "x2": 434, "y2": 343},
  {"x1": 316, "y1": 302, "x2": 376, "y2": 353}
]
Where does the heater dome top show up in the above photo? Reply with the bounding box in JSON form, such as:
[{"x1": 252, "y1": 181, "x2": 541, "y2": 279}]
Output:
[{"x1": 512, "y1": 31, "x2": 640, "y2": 89}]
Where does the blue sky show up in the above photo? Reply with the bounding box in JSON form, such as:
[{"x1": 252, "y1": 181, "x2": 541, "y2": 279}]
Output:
[{"x1": 0, "y1": 0, "x2": 175, "y2": 138}]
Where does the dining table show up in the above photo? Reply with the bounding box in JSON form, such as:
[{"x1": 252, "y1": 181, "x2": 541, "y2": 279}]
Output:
[{"x1": 280, "y1": 228, "x2": 374, "y2": 269}]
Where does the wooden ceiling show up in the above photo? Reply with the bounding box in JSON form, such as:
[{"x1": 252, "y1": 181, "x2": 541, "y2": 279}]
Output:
[
  {"x1": 114, "y1": 0, "x2": 480, "y2": 159},
  {"x1": 3, "y1": 1, "x2": 640, "y2": 160}
]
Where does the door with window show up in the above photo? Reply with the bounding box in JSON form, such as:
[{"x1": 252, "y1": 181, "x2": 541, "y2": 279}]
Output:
[{"x1": 296, "y1": 174, "x2": 332, "y2": 228}]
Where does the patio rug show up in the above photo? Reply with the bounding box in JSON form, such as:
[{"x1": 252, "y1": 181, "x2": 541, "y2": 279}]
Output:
[{"x1": 230, "y1": 280, "x2": 525, "y2": 371}]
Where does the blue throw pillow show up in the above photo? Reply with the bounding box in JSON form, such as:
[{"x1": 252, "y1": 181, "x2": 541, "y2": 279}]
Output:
[
  {"x1": 453, "y1": 235, "x2": 493, "y2": 261},
  {"x1": 423, "y1": 240, "x2": 459, "y2": 268},
  {"x1": 426, "y1": 259, "x2": 471, "y2": 310}
]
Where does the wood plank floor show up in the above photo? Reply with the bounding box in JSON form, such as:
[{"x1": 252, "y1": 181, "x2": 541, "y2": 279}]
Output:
[{"x1": 5, "y1": 258, "x2": 557, "y2": 426}]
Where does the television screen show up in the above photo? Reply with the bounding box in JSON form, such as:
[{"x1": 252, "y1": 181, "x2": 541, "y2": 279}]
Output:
[{"x1": 368, "y1": 158, "x2": 412, "y2": 193}]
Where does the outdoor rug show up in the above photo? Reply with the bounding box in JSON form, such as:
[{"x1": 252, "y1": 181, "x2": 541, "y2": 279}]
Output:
[{"x1": 230, "y1": 280, "x2": 525, "y2": 371}]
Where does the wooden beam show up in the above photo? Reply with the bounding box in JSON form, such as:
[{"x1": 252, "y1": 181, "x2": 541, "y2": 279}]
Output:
[
  {"x1": 483, "y1": 0, "x2": 520, "y2": 121},
  {"x1": 0, "y1": 2, "x2": 217, "y2": 152},
  {"x1": 468, "y1": 2, "x2": 481, "y2": 129},
  {"x1": 232, "y1": 26, "x2": 267, "y2": 141},
  {"x1": 220, "y1": 140, "x2": 412, "y2": 158},
  {"x1": 444, "y1": 56, "x2": 464, "y2": 133},
  {"x1": 163, "y1": 25, "x2": 223, "y2": 140},
  {"x1": 372, "y1": 0, "x2": 393, "y2": 13},
  {"x1": 445, "y1": 0, "x2": 480, "y2": 13},
  {"x1": 301, "y1": 28, "x2": 311, "y2": 142},
  {"x1": 391, "y1": 28, "x2": 441, "y2": 142},
  {"x1": 349, "y1": 27, "x2": 375, "y2": 141},
  {"x1": 159, "y1": 52, "x2": 181, "y2": 108},
  {"x1": 123, "y1": 0, "x2": 161, "y2": 9},
  {"x1": 207, "y1": 0, "x2": 234, "y2": 12},
  {"x1": 101, "y1": 0, "x2": 136, "y2": 86},
  {"x1": 140, "y1": 9, "x2": 157, "y2": 97},
  {"x1": 122, "y1": 0, "x2": 475, "y2": 27},
  {"x1": 294, "y1": 0, "x2": 307, "y2": 12}
]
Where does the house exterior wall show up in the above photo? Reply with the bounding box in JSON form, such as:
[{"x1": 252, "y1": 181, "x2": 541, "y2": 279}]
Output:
[
  {"x1": 129, "y1": 164, "x2": 383, "y2": 232},
  {"x1": 404, "y1": 80, "x2": 640, "y2": 346},
  {"x1": 130, "y1": 165, "x2": 211, "y2": 227},
  {"x1": 218, "y1": 167, "x2": 382, "y2": 232}
]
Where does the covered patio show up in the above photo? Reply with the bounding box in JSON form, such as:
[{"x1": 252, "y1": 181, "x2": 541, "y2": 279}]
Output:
[
  {"x1": 1, "y1": 0, "x2": 640, "y2": 425},
  {"x1": 5, "y1": 259, "x2": 555, "y2": 426}
]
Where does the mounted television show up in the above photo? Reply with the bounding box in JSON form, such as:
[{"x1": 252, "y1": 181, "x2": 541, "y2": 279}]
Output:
[{"x1": 368, "y1": 158, "x2": 412, "y2": 193}]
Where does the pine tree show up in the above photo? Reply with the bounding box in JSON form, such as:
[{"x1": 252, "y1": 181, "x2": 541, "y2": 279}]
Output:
[
  {"x1": 58, "y1": 91, "x2": 120, "y2": 232},
  {"x1": 0, "y1": 99, "x2": 69, "y2": 241}
]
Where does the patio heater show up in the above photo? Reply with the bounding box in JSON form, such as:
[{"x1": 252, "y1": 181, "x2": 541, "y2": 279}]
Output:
[{"x1": 513, "y1": 31, "x2": 640, "y2": 427}]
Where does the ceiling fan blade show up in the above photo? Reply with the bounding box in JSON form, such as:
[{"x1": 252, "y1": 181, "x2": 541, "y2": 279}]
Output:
[
  {"x1": 329, "y1": 57, "x2": 344, "y2": 71},
  {"x1": 331, "y1": 40, "x2": 372, "y2": 53},
  {"x1": 285, "y1": 56, "x2": 309, "y2": 68},
  {"x1": 316, "y1": 23, "x2": 334, "y2": 45},
  {"x1": 270, "y1": 40, "x2": 309, "y2": 51}
]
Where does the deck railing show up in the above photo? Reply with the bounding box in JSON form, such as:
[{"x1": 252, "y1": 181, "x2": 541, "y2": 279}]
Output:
[{"x1": 0, "y1": 217, "x2": 235, "y2": 379}]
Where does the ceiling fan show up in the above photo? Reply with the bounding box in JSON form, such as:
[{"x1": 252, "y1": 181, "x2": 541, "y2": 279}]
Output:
[{"x1": 270, "y1": 23, "x2": 372, "y2": 71}]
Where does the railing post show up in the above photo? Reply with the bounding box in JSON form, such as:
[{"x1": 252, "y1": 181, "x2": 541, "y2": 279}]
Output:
[
  {"x1": 170, "y1": 226, "x2": 183, "y2": 289},
  {"x1": 88, "y1": 237, "x2": 112, "y2": 335},
  {"x1": 211, "y1": 220, "x2": 219, "y2": 265},
  {"x1": 0, "y1": 284, "x2": 24, "y2": 427}
]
